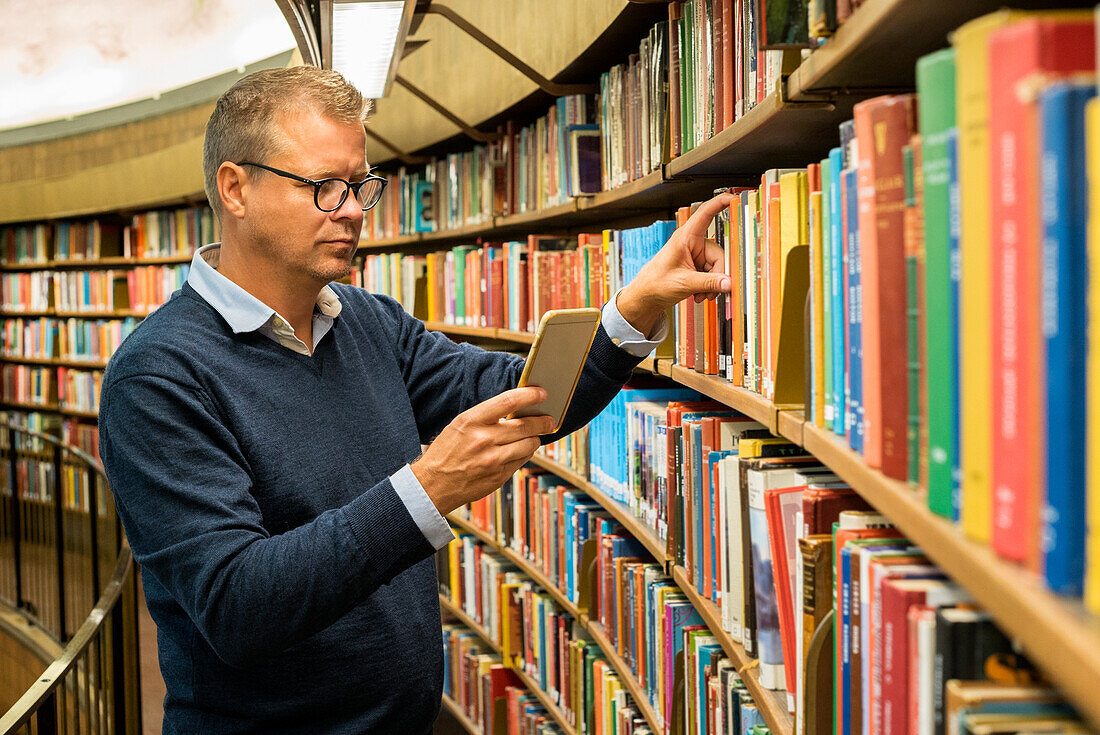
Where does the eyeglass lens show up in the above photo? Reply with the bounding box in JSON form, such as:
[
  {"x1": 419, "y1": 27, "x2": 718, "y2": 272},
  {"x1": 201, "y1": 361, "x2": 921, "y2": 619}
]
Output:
[{"x1": 316, "y1": 178, "x2": 385, "y2": 212}]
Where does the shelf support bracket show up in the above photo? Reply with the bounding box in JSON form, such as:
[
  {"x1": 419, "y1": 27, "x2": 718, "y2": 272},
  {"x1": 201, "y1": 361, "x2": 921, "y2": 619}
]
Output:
[
  {"x1": 363, "y1": 127, "x2": 431, "y2": 166},
  {"x1": 393, "y1": 75, "x2": 503, "y2": 144},
  {"x1": 419, "y1": 4, "x2": 599, "y2": 97}
]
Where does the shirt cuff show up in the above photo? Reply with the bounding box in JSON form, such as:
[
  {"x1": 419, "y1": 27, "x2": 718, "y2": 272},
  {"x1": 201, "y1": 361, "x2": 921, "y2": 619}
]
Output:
[
  {"x1": 390, "y1": 464, "x2": 455, "y2": 550},
  {"x1": 600, "y1": 289, "x2": 670, "y2": 358}
]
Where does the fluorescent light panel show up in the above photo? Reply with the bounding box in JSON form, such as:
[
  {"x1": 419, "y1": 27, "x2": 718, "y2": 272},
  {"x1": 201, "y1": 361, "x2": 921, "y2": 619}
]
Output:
[{"x1": 331, "y1": 0, "x2": 406, "y2": 99}]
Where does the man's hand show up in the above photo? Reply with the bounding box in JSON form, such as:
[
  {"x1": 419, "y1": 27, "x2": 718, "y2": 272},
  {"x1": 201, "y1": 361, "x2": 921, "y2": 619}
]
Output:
[
  {"x1": 411, "y1": 387, "x2": 554, "y2": 516},
  {"x1": 615, "y1": 191, "x2": 734, "y2": 337}
]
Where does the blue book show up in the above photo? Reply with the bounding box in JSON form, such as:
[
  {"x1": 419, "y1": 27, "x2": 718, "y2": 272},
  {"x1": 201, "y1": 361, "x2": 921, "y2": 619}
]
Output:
[
  {"x1": 947, "y1": 130, "x2": 962, "y2": 520},
  {"x1": 821, "y1": 155, "x2": 835, "y2": 426},
  {"x1": 740, "y1": 701, "x2": 765, "y2": 734},
  {"x1": 844, "y1": 165, "x2": 863, "y2": 453},
  {"x1": 665, "y1": 598, "x2": 704, "y2": 712},
  {"x1": 708, "y1": 449, "x2": 737, "y2": 600},
  {"x1": 696, "y1": 642, "x2": 723, "y2": 731},
  {"x1": 1039, "y1": 82, "x2": 1095, "y2": 595},
  {"x1": 840, "y1": 544, "x2": 855, "y2": 735},
  {"x1": 829, "y1": 146, "x2": 846, "y2": 435},
  {"x1": 691, "y1": 421, "x2": 706, "y2": 591}
]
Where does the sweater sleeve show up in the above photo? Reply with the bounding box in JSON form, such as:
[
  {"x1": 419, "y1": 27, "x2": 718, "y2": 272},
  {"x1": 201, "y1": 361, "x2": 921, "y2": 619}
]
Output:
[
  {"x1": 375, "y1": 294, "x2": 642, "y2": 444},
  {"x1": 99, "y1": 373, "x2": 435, "y2": 669}
]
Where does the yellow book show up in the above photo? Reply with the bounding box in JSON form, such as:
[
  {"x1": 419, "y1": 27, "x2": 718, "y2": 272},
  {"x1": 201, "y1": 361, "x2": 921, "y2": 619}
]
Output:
[
  {"x1": 810, "y1": 189, "x2": 826, "y2": 427},
  {"x1": 951, "y1": 10, "x2": 1029, "y2": 542},
  {"x1": 1086, "y1": 97, "x2": 1100, "y2": 614},
  {"x1": 448, "y1": 541, "x2": 461, "y2": 605}
]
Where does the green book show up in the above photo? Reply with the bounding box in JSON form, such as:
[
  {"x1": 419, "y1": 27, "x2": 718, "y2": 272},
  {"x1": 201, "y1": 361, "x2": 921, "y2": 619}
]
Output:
[
  {"x1": 451, "y1": 245, "x2": 478, "y2": 326},
  {"x1": 584, "y1": 647, "x2": 601, "y2": 735},
  {"x1": 916, "y1": 47, "x2": 958, "y2": 519}
]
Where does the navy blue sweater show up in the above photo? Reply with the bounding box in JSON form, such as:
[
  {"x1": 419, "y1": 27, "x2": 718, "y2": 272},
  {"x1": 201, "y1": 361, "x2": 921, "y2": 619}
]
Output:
[{"x1": 98, "y1": 281, "x2": 640, "y2": 734}]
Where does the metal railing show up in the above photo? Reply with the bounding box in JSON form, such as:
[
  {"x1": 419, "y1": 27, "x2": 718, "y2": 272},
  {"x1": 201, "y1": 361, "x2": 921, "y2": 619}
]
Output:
[{"x1": 0, "y1": 420, "x2": 142, "y2": 735}]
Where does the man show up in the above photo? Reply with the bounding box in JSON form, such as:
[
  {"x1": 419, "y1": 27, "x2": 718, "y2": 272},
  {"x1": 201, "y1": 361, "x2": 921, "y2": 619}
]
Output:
[{"x1": 99, "y1": 66, "x2": 732, "y2": 734}]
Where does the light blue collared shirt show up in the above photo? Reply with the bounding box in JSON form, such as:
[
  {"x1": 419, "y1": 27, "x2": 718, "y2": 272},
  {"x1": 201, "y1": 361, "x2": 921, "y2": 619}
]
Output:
[{"x1": 185, "y1": 242, "x2": 668, "y2": 550}]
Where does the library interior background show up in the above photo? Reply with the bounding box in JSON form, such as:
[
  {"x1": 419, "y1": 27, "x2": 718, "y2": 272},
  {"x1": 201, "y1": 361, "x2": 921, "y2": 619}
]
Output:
[{"x1": 3, "y1": 0, "x2": 1100, "y2": 734}]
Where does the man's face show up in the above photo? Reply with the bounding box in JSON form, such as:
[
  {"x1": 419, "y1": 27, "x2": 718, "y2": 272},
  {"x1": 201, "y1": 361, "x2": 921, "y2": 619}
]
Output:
[{"x1": 243, "y1": 110, "x2": 367, "y2": 285}]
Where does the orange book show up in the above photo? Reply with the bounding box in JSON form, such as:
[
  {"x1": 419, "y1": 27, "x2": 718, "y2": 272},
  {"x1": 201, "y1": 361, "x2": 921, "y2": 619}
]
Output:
[
  {"x1": 854, "y1": 94, "x2": 918, "y2": 479},
  {"x1": 676, "y1": 206, "x2": 695, "y2": 367},
  {"x1": 728, "y1": 194, "x2": 746, "y2": 386}
]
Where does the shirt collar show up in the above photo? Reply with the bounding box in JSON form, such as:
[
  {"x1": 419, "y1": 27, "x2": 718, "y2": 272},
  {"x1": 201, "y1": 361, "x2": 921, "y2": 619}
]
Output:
[{"x1": 186, "y1": 243, "x2": 342, "y2": 334}]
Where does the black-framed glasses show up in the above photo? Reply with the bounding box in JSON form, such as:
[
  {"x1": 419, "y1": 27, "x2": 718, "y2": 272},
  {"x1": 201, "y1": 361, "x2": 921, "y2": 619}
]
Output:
[{"x1": 237, "y1": 161, "x2": 387, "y2": 212}]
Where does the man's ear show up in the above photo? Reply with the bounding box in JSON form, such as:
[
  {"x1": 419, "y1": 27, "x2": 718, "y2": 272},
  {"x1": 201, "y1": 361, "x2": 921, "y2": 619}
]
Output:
[{"x1": 217, "y1": 162, "x2": 249, "y2": 220}]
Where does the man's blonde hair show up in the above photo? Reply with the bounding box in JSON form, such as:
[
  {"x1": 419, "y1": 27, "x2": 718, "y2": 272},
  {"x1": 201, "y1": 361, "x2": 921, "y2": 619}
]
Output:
[{"x1": 203, "y1": 66, "x2": 374, "y2": 218}]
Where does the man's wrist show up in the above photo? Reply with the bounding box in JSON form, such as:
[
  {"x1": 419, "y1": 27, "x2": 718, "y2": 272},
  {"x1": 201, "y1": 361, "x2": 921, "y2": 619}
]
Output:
[{"x1": 614, "y1": 284, "x2": 660, "y2": 339}]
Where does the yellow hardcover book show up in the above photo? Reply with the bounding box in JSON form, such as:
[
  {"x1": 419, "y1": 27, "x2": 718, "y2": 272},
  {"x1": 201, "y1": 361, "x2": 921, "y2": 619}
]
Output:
[
  {"x1": 810, "y1": 189, "x2": 827, "y2": 427},
  {"x1": 951, "y1": 9, "x2": 1029, "y2": 542},
  {"x1": 1086, "y1": 97, "x2": 1100, "y2": 614},
  {"x1": 448, "y1": 542, "x2": 461, "y2": 605}
]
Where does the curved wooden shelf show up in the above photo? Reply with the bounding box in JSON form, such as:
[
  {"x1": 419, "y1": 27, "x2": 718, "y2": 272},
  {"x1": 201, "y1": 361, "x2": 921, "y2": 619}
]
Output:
[
  {"x1": 0, "y1": 309, "x2": 53, "y2": 318},
  {"x1": 0, "y1": 355, "x2": 109, "y2": 370},
  {"x1": 0, "y1": 254, "x2": 192, "y2": 272},
  {"x1": 440, "y1": 693, "x2": 482, "y2": 735},
  {"x1": 58, "y1": 407, "x2": 99, "y2": 420},
  {"x1": 0, "y1": 400, "x2": 59, "y2": 414},
  {"x1": 585, "y1": 621, "x2": 664, "y2": 734},
  {"x1": 669, "y1": 565, "x2": 792, "y2": 735},
  {"x1": 447, "y1": 511, "x2": 666, "y2": 734},
  {"x1": 789, "y1": 419, "x2": 1100, "y2": 731},
  {"x1": 513, "y1": 668, "x2": 578, "y2": 735},
  {"x1": 529, "y1": 452, "x2": 668, "y2": 566},
  {"x1": 439, "y1": 594, "x2": 502, "y2": 656},
  {"x1": 439, "y1": 550, "x2": 579, "y2": 735},
  {"x1": 657, "y1": 362, "x2": 780, "y2": 433}
]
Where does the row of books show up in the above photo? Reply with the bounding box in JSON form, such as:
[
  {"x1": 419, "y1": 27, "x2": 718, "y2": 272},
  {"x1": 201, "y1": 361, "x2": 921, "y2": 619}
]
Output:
[
  {"x1": 446, "y1": 382, "x2": 1097, "y2": 735},
  {"x1": 2, "y1": 364, "x2": 51, "y2": 406},
  {"x1": 442, "y1": 623, "x2": 566, "y2": 735},
  {"x1": 452, "y1": 473, "x2": 786, "y2": 735},
  {"x1": 361, "y1": 0, "x2": 902, "y2": 243},
  {"x1": 0, "y1": 411, "x2": 108, "y2": 514},
  {"x1": 439, "y1": 536, "x2": 653, "y2": 734},
  {"x1": 56, "y1": 368, "x2": 102, "y2": 414},
  {"x1": 649, "y1": 9, "x2": 1100, "y2": 608},
  {"x1": 2, "y1": 317, "x2": 139, "y2": 363},
  {"x1": 354, "y1": 222, "x2": 676, "y2": 335},
  {"x1": 0, "y1": 205, "x2": 212, "y2": 264},
  {"x1": 362, "y1": 95, "x2": 595, "y2": 239},
  {"x1": 1, "y1": 265, "x2": 188, "y2": 314}
]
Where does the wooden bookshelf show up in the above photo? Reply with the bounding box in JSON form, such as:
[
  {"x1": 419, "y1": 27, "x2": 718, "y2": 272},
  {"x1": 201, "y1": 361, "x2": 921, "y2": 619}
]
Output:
[
  {"x1": 1, "y1": 355, "x2": 109, "y2": 370},
  {"x1": 786, "y1": 417, "x2": 1100, "y2": 729},
  {"x1": 0, "y1": 309, "x2": 53, "y2": 318},
  {"x1": 584, "y1": 621, "x2": 664, "y2": 734},
  {"x1": 439, "y1": 594, "x2": 503, "y2": 656},
  {"x1": 512, "y1": 668, "x2": 578, "y2": 735},
  {"x1": 529, "y1": 452, "x2": 668, "y2": 566},
  {"x1": 0, "y1": 254, "x2": 192, "y2": 272},
  {"x1": 1, "y1": 400, "x2": 60, "y2": 414},
  {"x1": 669, "y1": 566, "x2": 792, "y2": 735},
  {"x1": 658, "y1": 362, "x2": 780, "y2": 433},
  {"x1": 440, "y1": 693, "x2": 482, "y2": 735},
  {"x1": 446, "y1": 511, "x2": 669, "y2": 735}
]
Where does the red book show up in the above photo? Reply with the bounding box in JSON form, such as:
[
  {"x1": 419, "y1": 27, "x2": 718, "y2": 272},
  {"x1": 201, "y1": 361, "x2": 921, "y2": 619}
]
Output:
[
  {"x1": 801, "y1": 484, "x2": 872, "y2": 536},
  {"x1": 877, "y1": 578, "x2": 970, "y2": 735},
  {"x1": 853, "y1": 94, "x2": 917, "y2": 479},
  {"x1": 765, "y1": 483, "x2": 806, "y2": 707},
  {"x1": 987, "y1": 15, "x2": 1096, "y2": 568}
]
